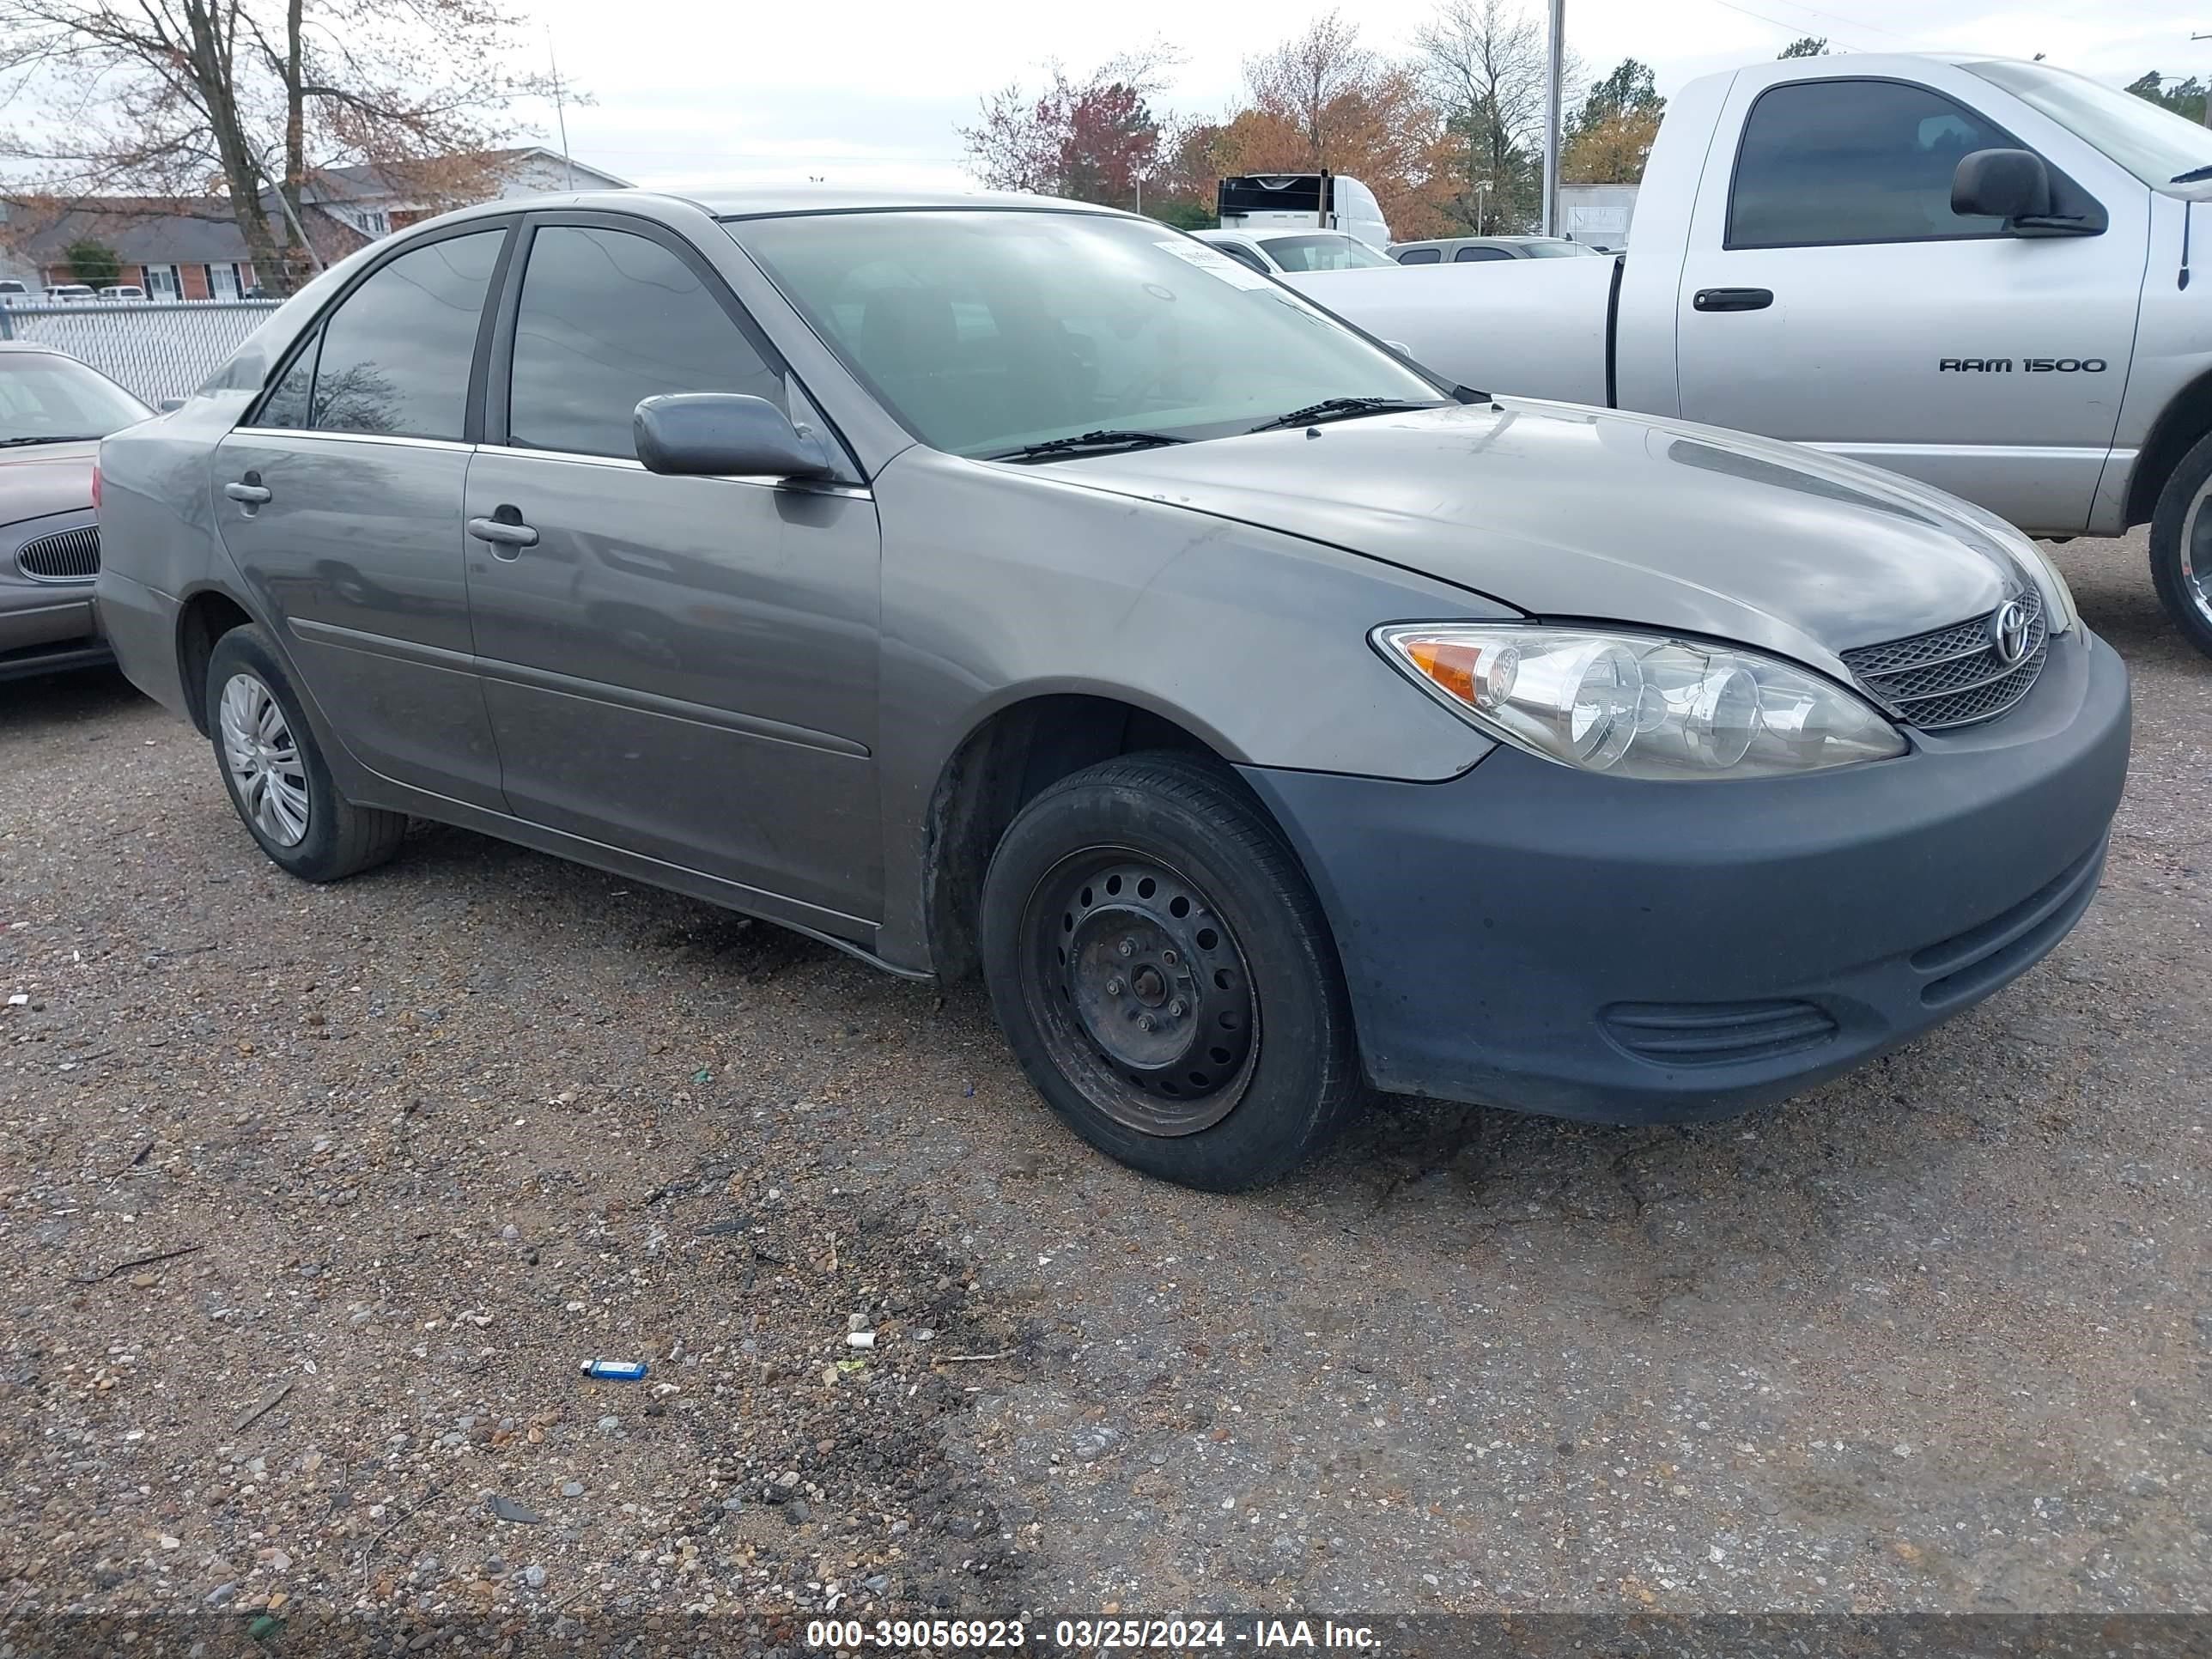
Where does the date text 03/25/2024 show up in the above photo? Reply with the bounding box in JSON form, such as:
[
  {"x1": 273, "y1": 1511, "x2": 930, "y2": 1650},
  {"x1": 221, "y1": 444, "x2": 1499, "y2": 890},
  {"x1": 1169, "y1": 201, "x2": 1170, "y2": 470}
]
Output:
[{"x1": 802, "y1": 1618, "x2": 1382, "y2": 1650}]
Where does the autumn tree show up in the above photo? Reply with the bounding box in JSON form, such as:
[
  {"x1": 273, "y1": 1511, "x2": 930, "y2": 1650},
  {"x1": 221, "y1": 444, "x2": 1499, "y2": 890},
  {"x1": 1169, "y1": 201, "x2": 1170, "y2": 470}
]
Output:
[
  {"x1": 1565, "y1": 58, "x2": 1662, "y2": 184},
  {"x1": 1223, "y1": 11, "x2": 1445, "y2": 234},
  {"x1": 1778, "y1": 36, "x2": 1831, "y2": 58},
  {"x1": 1414, "y1": 0, "x2": 1563, "y2": 233},
  {"x1": 0, "y1": 0, "x2": 558, "y2": 294},
  {"x1": 960, "y1": 47, "x2": 1182, "y2": 211}
]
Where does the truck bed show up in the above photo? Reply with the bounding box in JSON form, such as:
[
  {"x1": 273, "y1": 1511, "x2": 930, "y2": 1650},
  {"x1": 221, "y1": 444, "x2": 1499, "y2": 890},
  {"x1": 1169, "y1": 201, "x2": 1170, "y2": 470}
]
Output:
[{"x1": 1285, "y1": 258, "x2": 1619, "y2": 408}]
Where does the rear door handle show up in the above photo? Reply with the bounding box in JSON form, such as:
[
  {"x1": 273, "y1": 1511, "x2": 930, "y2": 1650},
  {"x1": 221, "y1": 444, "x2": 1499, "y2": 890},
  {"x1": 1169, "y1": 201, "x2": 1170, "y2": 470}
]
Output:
[
  {"x1": 467, "y1": 515, "x2": 539, "y2": 550},
  {"x1": 224, "y1": 479, "x2": 272, "y2": 505},
  {"x1": 1692, "y1": 287, "x2": 1775, "y2": 313}
]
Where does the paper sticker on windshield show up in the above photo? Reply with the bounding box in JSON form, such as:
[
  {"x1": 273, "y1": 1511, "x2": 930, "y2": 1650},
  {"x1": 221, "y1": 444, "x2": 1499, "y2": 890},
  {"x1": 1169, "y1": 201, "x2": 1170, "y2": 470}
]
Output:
[{"x1": 1154, "y1": 240, "x2": 1272, "y2": 290}]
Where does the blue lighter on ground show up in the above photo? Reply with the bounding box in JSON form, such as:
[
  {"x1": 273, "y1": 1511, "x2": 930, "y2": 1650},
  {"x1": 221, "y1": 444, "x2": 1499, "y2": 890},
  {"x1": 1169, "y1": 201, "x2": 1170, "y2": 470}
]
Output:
[{"x1": 580, "y1": 1358, "x2": 649, "y2": 1382}]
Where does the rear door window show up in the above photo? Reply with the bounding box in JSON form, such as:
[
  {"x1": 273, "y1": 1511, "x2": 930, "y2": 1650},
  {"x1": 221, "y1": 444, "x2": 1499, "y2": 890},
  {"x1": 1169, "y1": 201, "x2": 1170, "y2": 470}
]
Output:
[
  {"x1": 305, "y1": 229, "x2": 504, "y2": 439},
  {"x1": 506, "y1": 224, "x2": 781, "y2": 459},
  {"x1": 1454, "y1": 246, "x2": 1513, "y2": 262},
  {"x1": 1396, "y1": 246, "x2": 1442, "y2": 264}
]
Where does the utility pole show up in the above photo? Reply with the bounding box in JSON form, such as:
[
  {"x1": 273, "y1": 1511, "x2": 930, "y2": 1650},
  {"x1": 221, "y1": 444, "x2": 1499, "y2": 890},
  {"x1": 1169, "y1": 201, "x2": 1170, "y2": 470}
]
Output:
[
  {"x1": 1543, "y1": 0, "x2": 1565, "y2": 234},
  {"x1": 549, "y1": 25, "x2": 576, "y2": 189}
]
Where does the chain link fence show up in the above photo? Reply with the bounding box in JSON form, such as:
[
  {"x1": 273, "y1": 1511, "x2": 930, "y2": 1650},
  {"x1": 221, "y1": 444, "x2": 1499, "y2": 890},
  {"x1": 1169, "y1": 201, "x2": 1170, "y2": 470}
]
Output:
[{"x1": 0, "y1": 300, "x2": 283, "y2": 404}]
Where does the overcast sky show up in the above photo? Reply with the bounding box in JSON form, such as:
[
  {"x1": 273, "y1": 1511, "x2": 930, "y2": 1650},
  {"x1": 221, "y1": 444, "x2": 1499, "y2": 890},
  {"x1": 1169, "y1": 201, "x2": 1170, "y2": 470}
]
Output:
[{"x1": 529, "y1": 0, "x2": 2199, "y2": 194}]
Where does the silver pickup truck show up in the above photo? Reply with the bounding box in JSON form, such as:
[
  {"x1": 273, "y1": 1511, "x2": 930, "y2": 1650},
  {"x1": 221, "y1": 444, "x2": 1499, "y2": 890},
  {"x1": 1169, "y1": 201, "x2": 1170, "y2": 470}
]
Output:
[{"x1": 1297, "y1": 53, "x2": 2212, "y2": 658}]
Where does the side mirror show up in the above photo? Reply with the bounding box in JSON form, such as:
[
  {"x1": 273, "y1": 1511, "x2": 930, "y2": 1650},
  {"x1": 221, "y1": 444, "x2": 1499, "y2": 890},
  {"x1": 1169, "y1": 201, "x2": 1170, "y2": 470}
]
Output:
[
  {"x1": 633, "y1": 392, "x2": 833, "y2": 480},
  {"x1": 1952, "y1": 148, "x2": 2051, "y2": 222},
  {"x1": 158, "y1": 396, "x2": 186, "y2": 413}
]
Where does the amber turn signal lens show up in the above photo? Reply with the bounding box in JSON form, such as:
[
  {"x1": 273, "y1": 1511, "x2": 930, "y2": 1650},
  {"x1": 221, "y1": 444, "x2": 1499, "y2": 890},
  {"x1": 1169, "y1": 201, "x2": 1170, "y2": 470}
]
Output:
[{"x1": 1403, "y1": 635, "x2": 1516, "y2": 710}]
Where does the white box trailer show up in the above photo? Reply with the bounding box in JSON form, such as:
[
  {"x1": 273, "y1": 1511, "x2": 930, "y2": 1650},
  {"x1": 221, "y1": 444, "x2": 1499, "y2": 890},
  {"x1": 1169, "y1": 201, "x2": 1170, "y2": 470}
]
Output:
[{"x1": 1216, "y1": 173, "x2": 1392, "y2": 251}]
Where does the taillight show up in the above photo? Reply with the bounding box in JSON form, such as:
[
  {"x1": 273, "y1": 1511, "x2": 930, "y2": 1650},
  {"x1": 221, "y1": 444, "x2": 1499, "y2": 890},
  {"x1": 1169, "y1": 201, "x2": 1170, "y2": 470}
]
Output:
[{"x1": 89, "y1": 459, "x2": 100, "y2": 514}]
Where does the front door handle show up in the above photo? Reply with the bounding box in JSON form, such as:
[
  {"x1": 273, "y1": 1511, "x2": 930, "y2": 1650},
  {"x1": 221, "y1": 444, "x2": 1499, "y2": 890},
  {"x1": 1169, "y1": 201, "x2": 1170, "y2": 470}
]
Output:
[
  {"x1": 1692, "y1": 287, "x2": 1775, "y2": 313},
  {"x1": 467, "y1": 514, "x2": 539, "y2": 550},
  {"x1": 224, "y1": 478, "x2": 272, "y2": 505}
]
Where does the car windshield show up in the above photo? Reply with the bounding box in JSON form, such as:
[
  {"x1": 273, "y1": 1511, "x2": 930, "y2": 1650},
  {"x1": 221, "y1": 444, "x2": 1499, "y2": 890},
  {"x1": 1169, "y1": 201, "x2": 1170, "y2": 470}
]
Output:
[
  {"x1": 730, "y1": 210, "x2": 1444, "y2": 459},
  {"x1": 1258, "y1": 234, "x2": 1395, "y2": 271},
  {"x1": 1523, "y1": 240, "x2": 1599, "y2": 257},
  {"x1": 1967, "y1": 58, "x2": 2212, "y2": 188},
  {"x1": 0, "y1": 353, "x2": 150, "y2": 442}
]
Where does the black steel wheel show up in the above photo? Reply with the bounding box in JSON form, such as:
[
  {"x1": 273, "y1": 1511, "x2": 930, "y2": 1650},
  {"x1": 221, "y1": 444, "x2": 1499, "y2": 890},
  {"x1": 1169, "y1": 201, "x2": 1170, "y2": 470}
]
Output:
[
  {"x1": 979, "y1": 751, "x2": 1361, "y2": 1190},
  {"x1": 1024, "y1": 852, "x2": 1259, "y2": 1135}
]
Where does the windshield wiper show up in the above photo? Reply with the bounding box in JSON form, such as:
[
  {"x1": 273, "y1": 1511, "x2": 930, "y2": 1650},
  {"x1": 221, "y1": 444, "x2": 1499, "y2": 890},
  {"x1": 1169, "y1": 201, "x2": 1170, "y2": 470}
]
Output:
[
  {"x1": 0, "y1": 434, "x2": 103, "y2": 447},
  {"x1": 984, "y1": 429, "x2": 1192, "y2": 463},
  {"x1": 1247, "y1": 397, "x2": 1442, "y2": 434}
]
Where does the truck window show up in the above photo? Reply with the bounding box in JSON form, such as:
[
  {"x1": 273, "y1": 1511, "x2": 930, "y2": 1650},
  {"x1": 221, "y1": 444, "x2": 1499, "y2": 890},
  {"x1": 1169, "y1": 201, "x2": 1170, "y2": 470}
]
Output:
[
  {"x1": 1396, "y1": 247, "x2": 1442, "y2": 264},
  {"x1": 1454, "y1": 246, "x2": 1513, "y2": 262},
  {"x1": 1729, "y1": 78, "x2": 2012, "y2": 249}
]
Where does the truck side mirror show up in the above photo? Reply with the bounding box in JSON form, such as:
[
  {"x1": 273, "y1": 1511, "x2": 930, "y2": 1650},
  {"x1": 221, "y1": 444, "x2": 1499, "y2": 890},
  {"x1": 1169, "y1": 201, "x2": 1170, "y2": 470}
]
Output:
[{"x1": 1951, "y1": 149, "x2": 2051, "y2": 222}]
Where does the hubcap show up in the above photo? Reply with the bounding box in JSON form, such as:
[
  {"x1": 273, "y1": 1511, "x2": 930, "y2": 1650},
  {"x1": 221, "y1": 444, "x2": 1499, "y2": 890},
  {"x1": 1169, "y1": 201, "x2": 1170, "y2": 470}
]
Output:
[
  {"x1": 2185, "y1": 487, "x2": 2212, "y2": 629},
  {"x1": 218, "y1": 673, "x2": 310, "y2": 848},
  {"x1": 1024, "y1": 853, "x2": 1256, "y2": 1137}
]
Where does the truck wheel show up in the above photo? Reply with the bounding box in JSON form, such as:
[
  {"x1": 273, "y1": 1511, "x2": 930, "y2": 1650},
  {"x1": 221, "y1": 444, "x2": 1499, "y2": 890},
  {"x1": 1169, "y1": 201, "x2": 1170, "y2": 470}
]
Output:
[
  {"x1": 206, "y1": 625, "x2": 408, "y2": 881},
  {"x1": 978, "y1": 752, "x2": 1363, "y2": 1191},
  {"x1": 2148, "y1": 430, "x2": 2212, "y2": 660}
]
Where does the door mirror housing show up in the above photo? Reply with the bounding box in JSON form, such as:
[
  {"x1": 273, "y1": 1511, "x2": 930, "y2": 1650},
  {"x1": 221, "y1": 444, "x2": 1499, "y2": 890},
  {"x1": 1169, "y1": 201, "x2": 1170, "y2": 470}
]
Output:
[
  {"x1": 1950, "y1": 148, "x2": 2106, "y2": 235},
  {"x1": 1952, "y1": 148, "x2": 2051, "y2": 221},
  {"x1": 633, "y1": 393, "x2": 834, "y2": 480}
]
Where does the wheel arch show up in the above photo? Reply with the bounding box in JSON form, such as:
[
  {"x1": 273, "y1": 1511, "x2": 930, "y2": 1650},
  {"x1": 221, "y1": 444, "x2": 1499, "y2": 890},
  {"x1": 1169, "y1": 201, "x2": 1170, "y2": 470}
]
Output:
[
  {"x1": 2125, "y1": 362, "x2": 2212, "y2": 529},
  {"x1": 920, "y1": 690, "x2": 1289, "y2": 984},
  {"x1": 173, "y1": 585, "x2": 258, "y2": 736}
]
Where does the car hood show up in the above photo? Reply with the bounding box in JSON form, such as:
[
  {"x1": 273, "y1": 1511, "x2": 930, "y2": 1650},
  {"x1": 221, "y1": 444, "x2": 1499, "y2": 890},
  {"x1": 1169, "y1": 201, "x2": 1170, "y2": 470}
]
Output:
[
  {"x1": 0, "y1": 440, "x2": 98, "y2": 527},
  {"x1": 1048, "y1": 401, "x2": 2026, "y2": 673}
]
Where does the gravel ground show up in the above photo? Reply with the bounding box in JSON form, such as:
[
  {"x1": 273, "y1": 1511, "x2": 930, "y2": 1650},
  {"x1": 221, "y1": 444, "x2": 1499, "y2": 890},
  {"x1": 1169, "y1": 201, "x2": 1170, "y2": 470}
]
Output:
[{"x1": 1, "y1": 531, "x2": 2206, "y2": 1643}]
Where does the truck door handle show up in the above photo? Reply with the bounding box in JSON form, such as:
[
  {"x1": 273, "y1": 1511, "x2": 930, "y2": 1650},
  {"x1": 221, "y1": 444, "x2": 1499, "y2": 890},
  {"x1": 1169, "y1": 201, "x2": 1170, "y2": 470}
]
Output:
[
  {"x1": 467, "y1": 513, "x2": 538, "y2": 554},
  {"x1": 223, "y1": 479, "x2": 272, "y2": 505},
  {"x1": 1693, "y1": 287, "x2": 1774, "y2": 313}
]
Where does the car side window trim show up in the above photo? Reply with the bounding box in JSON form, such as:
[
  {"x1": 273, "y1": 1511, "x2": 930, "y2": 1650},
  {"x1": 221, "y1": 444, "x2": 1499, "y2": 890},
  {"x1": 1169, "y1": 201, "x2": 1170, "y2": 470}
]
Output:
[
  {"x1": 238, "y1": 216, "x2": 518, "y2": 434},
  {"x1": 1722, "y1": 75, "x2": 2034, "y2": 252},
  {"x1": 481, "y1": 208, "x2": 866, "y2": 483}
]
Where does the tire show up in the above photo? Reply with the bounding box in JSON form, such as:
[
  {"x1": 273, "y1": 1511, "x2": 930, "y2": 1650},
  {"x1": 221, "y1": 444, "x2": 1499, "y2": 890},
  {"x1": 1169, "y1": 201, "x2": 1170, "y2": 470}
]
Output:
[
  {"x1": 2148, "y1": 428, "x2": 2212, "y2": 661},
  {"x1": 978, "y1": 751, "x2": 1362, "y2": 1191},
  {"x1": 204, "y1": 624, "x2": 407, "y2": 881}
]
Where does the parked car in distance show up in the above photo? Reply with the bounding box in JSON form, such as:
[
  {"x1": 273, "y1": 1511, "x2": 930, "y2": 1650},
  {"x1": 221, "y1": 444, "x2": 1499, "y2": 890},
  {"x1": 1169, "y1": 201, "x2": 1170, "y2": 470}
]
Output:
[
  {"x1": 1194, "y1": 228, "x2": 1398, "y2": 275},
  {"x1": 98, "y1": 284, "x2": 149, "y2": 301},
  {"x1": 97, "y1": 191, "x2": 2129, "y2": 1190},
  {"x1": 44, "y1": 283, "x2": 95, "y2": 303},
  {"x1": 2, "y1": 343, "x2": 151, "y2": 680},
  {"x1": 1389, "y1": 235, "x2": 1605, "y2": 264},
  {"x1": 1308, "y1": 52, "x2": 2212, "y2": 659},
  {"x1": 0, "y1": 278, "x2": 28, "y2": 303}
]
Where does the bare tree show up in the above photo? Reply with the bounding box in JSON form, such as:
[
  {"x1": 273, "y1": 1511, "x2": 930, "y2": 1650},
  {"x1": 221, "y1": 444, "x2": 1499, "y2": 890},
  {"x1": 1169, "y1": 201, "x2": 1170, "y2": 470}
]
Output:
[
  {"x1": 1415, "y1": 0, "x2": 1565, "y2": 234},
  {"x1": 0, "y1": 0, "x2": 558, "y2": 293}
]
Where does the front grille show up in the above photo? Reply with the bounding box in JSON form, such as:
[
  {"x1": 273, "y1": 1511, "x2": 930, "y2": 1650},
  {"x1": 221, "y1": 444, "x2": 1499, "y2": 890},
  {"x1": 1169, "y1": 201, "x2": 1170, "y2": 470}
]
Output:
[
  {"x1": 1840, "y1": 589, "x2": 2045, "y2": 730},
  {"x1": 16, "y1": 524, "x2": 100, "y2": 580},
  {"x1": 1600, "y1": 998, "x2": 1838, "y2": 1067}
]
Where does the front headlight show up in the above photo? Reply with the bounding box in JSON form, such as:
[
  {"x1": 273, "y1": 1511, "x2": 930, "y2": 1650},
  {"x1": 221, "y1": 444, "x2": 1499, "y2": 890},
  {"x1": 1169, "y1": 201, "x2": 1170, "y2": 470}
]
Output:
[{"x1": 1374, "y1": 623, "x2": 1907, "y2": 780}]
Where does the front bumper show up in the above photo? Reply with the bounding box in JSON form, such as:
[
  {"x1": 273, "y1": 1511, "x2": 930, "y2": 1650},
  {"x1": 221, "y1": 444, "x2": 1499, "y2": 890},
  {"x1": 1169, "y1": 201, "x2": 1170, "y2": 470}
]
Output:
[
  {"x1": 0, "y1": 586, "x2": 108, "y2": 681},
  {"x1": 1240, "y1": 628, "x2": 2131, "y2": 1123}
]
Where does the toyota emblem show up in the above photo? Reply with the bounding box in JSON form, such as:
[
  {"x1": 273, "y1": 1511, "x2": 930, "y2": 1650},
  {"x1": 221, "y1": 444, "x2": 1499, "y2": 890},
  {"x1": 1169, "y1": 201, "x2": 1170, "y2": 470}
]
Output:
[{"x1": 1990, "y1": 599, "x2": 2031, "y2": 666}]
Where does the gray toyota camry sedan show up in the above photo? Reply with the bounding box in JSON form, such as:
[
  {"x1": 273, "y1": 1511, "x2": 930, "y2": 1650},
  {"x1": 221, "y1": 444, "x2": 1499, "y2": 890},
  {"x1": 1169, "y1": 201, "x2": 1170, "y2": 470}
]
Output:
[{"x1": 93, "y1": 189, "x2": 2130, "y2": 1190}]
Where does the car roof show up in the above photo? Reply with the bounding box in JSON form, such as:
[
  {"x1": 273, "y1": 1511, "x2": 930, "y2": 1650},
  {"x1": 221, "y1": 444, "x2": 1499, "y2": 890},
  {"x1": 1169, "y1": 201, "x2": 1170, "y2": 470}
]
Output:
[{"x1": 0, "y1": 340, "x2": 66, "y2": 354}]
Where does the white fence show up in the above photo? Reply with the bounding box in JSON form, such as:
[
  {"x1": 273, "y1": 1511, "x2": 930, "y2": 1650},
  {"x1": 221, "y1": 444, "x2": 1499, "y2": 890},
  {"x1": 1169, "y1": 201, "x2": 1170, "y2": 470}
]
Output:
[{"x1": 0, "y1": 300, "x2": 283, "y2": 404}]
